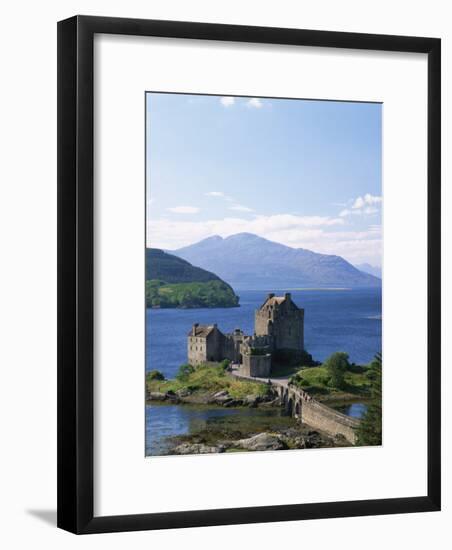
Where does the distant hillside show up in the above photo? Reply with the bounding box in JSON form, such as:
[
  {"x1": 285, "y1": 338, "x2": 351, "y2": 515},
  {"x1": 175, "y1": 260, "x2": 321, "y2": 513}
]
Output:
[
  {"x1": 354, "y1": 263, "x2": 382, "y2": 279},
  {"x1": 146, "y1": 248, "x2": 239, "y2": 308},
  {"x1": 171, "y1": 233, "x2": 381, "y2": 290},
  {"x1": 146, "y1": 248, "x2": 221, "y2": 283}
]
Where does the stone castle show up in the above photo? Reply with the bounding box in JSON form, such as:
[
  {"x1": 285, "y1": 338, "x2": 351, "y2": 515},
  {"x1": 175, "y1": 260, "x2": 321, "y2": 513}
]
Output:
[{"x1": 187, "y1": 293, "x2": 304, "y2": 377}]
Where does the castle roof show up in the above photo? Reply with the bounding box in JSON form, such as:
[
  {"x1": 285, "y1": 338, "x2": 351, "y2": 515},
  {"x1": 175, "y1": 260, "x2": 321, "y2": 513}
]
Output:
[
  {"x1": 259, "y1": 292, "x2": 300, "y2": 310},
  {"x1": 188, "y1": 324, "x2": 215, "y2": 337},
  {"x1": 265, "y1": 296, "x2": 286, "y2": 306}
]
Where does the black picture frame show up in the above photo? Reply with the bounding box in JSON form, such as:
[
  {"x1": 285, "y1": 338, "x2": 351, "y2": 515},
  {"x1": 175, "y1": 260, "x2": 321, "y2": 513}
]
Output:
[{"x1": 57, "y1": 15, "x2": 441, "y2": 534}]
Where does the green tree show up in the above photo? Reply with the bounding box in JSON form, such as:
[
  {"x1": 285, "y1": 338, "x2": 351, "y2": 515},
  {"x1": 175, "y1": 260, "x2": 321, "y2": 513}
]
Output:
[
  {"x1": 355, "y1": 353, "x2": 382, "y2": 446},
  {"x1": 219, "y1": 359, "x2": 231, "y2": 371},
  {"x1": 176, "y1": 364, "x2": 195, "y2": 381},
  {"x1": 147, "y1": 369, "x2": 165, "y2": 381},
  {"x1": 324, "y1": 352, "x2": 350, "y2": 389}
]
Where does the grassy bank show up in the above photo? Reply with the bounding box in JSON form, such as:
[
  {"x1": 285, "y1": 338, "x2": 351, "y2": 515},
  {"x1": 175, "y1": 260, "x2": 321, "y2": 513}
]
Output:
[
  {"x1": 146, "y1": 362, "x2": 270, "y2": 401},
  {"x1": 290, "y1": 364, "x2": 371, "y2": 401},
  {"x1": 146, "y1": 279, "x2": 239, "y2": 308}
]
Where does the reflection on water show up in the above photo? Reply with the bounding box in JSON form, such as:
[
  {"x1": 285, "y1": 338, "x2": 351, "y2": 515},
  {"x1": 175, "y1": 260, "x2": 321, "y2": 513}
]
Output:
[
  {"x1": 331, "y1": 401, "x2": 368, "y2": 419},
  {"x1": 146, "y1": 403, "x2": 291, "y2": 456},
  {"x1": 145, "y1": 401, "x2": 368, "y2": 456}
]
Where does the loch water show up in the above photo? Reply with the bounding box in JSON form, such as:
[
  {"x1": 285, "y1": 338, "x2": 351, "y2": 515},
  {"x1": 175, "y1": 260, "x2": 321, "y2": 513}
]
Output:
[{"x1": 145, "y1": 287, "x2": 381, "y2": 456}]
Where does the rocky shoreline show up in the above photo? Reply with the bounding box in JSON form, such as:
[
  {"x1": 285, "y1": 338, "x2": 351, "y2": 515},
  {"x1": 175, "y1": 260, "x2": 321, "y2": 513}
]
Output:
[
  {"x1": 147, "y1": 387, "x2": 280, "y2": 408},
  {"x1": 147, "y1": 388, "x2": 350, "y2": 454},
  {"x1": 167, "y1": 425, "x2": 349, "y2": 455}
]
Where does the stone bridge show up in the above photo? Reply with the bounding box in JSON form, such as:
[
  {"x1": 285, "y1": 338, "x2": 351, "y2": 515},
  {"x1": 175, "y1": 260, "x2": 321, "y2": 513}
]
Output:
[{"x1": 231, "y1": 371, "x2": 360, "y2": 444}]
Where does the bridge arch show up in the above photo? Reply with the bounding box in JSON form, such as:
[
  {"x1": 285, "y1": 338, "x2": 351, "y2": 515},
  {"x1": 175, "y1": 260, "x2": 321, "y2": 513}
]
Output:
[
  {"x1": 287, "y1": 398, "x2": 294, "y2": 416},
  {"x1": 295, "y1": 401, "x2": 301, "y2": 418}
]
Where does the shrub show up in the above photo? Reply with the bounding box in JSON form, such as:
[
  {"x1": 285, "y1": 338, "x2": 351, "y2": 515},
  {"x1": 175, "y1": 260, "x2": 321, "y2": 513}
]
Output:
[
  {"x1": 219, "y1": 359, "x2": 231, "y2": 371},
  {"x1": 147, "y1": 369, "x2": 165, "y2": 381},
  {"x1": 355, "y1": 353, "x2": 382, "y2": 446},
  {"x1": 323, "y1": 352, "x2": 350, "y2": 390},
  {"x1": 176, "y1": 364, "x2": 195, "y2": 381}
]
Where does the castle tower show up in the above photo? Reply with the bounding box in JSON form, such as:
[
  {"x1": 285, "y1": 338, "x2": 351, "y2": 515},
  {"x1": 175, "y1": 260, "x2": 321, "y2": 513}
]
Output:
[{"x1": 254, "y1": 292, "x2": 304, "y2": 351}]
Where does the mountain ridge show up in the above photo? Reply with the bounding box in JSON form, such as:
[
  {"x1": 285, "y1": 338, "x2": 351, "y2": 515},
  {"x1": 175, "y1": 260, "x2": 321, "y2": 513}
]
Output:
[
  {"x1": 169, "y1": 233, "x2": 381, "y2": 290},
  {"x1": 354, "y1": 262, "x2": 382, "y2": 279},
  {"x1": 146, "y1": 248, "x2": 221, "y2": 283},
  {"x1": 145, "y1": 248, "x2": 239, "y2": 308}
]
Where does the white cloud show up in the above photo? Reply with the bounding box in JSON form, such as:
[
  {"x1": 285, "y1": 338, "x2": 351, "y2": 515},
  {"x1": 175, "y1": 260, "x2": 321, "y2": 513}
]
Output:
[
  {"x1": 352, "y1": 193, "x2": 382, "y2": 209},
  {"x1": 166, "y1": 206, "x2": 200, "y2": 214},
  {"x1": 229, "y1": 204, "x2": 254, "y2": 212},
  {"x1": 246, "y1": 98, "x2": 263, "y2": 109},
  {"x1": 205, "y1": 191, "x2": 226, "y2": 198},
  {"x1": 205, "y1": 191, "x2": 235, "y2": 203},
  {"x1": 148, "y1": 213, "x2": 344, "y2": 248},
  {"x1": 147, "y1": 213, "x2": 380, "y2": 265},
  {"x1": 340, "y1": 193, "x2": 382, "y2": 217},
  {"x1": 220, "y1": 96, "x2": 235, "y2": 107}
]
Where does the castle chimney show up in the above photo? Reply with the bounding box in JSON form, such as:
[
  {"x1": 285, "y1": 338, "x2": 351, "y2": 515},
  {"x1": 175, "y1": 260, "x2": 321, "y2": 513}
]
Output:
[
  {"x1": 284, "y1": 292, "x2": 291, "y2": 301},
  {"x1": 267, "y1": 293, "x2": 275, "y2": 300},
  {"x1": 192, "y1": 323, "x2": 199, "y2": 336}
]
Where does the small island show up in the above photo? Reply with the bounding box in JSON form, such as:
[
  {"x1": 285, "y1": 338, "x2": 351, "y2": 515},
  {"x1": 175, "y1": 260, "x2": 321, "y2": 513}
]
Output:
[
  {"x1": 146, "y1": 248, "x2": 239, "y2": 308},
  {"x1": 147, "y1": 292, "x2": 382, "y2": 454},
  {"x1": 146, "y1": 353, "x2": 381, "y2": 454}
]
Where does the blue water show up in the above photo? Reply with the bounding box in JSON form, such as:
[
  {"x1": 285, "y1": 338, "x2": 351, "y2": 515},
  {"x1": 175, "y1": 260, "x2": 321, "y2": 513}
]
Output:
[
  {"x1": 146, "y1": 404, "x2": 289, "y2": 456},
  {"x1": 146, "y1": 288, "x2": 382, "y2": 378},
  {"x1": 332, "y1": 402, "x2": 369, "y2": 419},
  {"x1": 145, "y1": 288, "x2": 381, "y2": 455}
]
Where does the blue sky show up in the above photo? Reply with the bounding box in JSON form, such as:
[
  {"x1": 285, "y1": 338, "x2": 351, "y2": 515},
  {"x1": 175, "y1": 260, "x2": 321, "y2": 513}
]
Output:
[{"x1": 146, "y1": 93, "x2": 382, "y2": 266}]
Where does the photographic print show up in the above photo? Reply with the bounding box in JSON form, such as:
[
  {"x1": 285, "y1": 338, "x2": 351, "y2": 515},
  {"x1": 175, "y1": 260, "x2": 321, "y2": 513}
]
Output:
[{"x1": 145, "y1": 92, "x2": 382, "y2": 457}]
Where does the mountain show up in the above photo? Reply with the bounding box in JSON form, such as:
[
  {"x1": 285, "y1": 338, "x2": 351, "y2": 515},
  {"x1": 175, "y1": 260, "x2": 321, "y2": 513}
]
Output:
[
  {"x1": 354, "y1": 263, "x2": 382, "y2": 279},
  {"x1": 170, "y1": 233, "x2": 381, "y2": 290},
  {"x1": 146, "y1": 248, "x2": 221, "y2": 283},
  {"x1": 146, "y1": 248, "x2": 239, "y2": 308}
]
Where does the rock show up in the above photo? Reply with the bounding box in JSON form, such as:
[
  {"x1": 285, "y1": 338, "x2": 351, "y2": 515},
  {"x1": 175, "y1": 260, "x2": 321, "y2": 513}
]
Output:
[
  {"x1": 165, "y1": 391, "x2": 180, "y2": 403},
  {"x1": 213, "y1": 390, "x2": 229, "y2": 398},
  {"x1": 334, "y1": 434, "x2": 349, "y2": 446},
  {"x1": 243, "y1": 395, "x2": 259, "y2": 407},
  {"x1": 223, "y1": 399, "x2": 242, "y2": 407},
  {"x1": 291, "y1": 436, "x2": 308, "y2": 449},
  {"x1": 147, "y1": 391, "x2": 167, "y2": 401},
  {"x1": 171, "y1": 443, "x2": 225, "y2": 455},
  {"x1": 176, "y1": 388, "x2": 192, "y2": 398},
  {"x1": 259, "y1": 398, "x2": 280, "y2": 407},
  {"x1": 213, "y1": 394, "x2": 233, "y2": 405},
  {"x1": 235, "y1": 432, "x2": 287, "y2": 451}
]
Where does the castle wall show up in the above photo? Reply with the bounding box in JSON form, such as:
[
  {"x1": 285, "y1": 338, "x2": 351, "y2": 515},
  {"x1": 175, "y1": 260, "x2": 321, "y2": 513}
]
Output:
[
  {"x1": 276, "y1": 385, "x2": 359, "y2": 444},
  {"x1": 254, "y1": 293, "x2": 304, "y2": 351},
  {"x1": 300, "y1": 399, "x2": 359, "y2": 444},
  {"x1": 273, "y1": 307, "x2": 304, "y2": 351},
  {"x1": 188, "y1": 326, "x2": 224, "y2": 366},
  {"x1": 254, "y1": 309, "x2": 271, "y2": 337},
  {"x1": 242, "y1": 353, "x2": 272, "y2": 377},
  {"x1": 187, "y1": 293, "x2": 305, "y2": 375},
  {"x1": 187, "y1": 336, "x2": 207, "y2": 366},
  {"x1": 220, "y1": 330, "x2": 245, "y2": 363}
]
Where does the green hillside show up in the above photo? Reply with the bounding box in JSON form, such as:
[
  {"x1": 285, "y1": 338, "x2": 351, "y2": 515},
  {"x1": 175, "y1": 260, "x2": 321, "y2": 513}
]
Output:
[
  {"x1": 146, "y1": 248, "x2": 220, "y2": 283},
  {"x1": 146, "y1": 248, "x2": 239, "y2": 308},
  {"x1": 146, "y1": 280, "x2": 239, "y2": 308}
]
